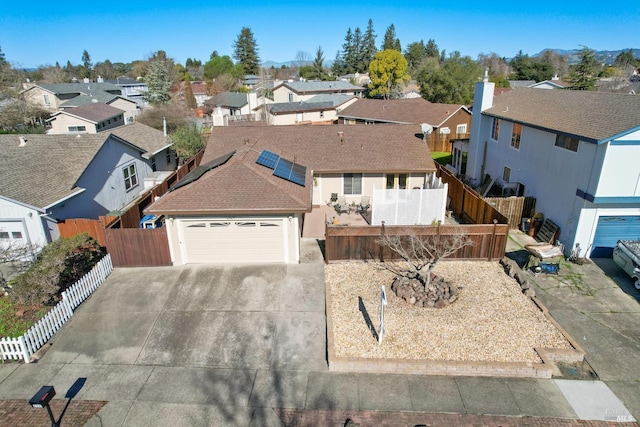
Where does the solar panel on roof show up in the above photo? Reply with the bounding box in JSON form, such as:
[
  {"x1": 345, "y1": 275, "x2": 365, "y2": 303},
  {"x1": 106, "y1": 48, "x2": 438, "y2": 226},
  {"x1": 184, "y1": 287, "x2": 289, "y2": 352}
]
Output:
[
  {"x1": 169, "y1": 150, "x2": 235, "y2": 192},
  {"x1": 256, "y1": 150, "x2": 280, "y2": 169},
  {"x1": 273, "y1": 158, "x2": 306, "y2": 186}
]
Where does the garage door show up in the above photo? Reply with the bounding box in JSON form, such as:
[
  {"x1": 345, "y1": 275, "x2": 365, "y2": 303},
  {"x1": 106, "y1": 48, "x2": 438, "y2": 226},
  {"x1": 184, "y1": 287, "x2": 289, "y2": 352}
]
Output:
[
  {"x1": 0, "y1": 220, "x2": 28, "y2": 251},
  {"x1": 591, "y1": 216, "x2": 640, "y2": 257},
  {"x1": 181, "y1": 219, "x2": 285, "y2": 264}
]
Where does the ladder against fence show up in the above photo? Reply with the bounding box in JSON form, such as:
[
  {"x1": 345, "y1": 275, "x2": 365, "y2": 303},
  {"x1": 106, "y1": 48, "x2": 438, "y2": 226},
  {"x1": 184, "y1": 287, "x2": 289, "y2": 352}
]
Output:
[{"x1": 0, "y1": 254, "x2": 113, "y2": 363}]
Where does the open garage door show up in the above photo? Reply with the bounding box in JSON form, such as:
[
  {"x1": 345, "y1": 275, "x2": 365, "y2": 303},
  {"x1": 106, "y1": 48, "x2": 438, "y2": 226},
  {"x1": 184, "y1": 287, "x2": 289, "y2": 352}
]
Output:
[
  {"x1": 180, "y1": 219, "x2": 285, "y2": 264},
  {"x1": 591, "y1": 216, "x2": 640, "y2": 257}
]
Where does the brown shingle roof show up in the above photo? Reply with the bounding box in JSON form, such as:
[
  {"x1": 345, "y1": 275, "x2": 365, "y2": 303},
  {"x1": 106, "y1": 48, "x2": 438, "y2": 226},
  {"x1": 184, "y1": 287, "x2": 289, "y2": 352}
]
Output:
[
  {"x1": 110, "y1": 122, "x2": 172, "y2": 157},
  {"x1": 147, "y1": 124, "x2": 435, "y2": 215},
  {"x1": 0, "y1": 134, "x2": 107, "y2": 208},
  {"x1": 338, "y1": 98, "x2": 469, "y2": 126},
  {"x1": 484, "y1": 88, "x2": 640, "y2": 143},
  {"x1": 52, "y1": 103, "x2": 124, "y2": 123}
]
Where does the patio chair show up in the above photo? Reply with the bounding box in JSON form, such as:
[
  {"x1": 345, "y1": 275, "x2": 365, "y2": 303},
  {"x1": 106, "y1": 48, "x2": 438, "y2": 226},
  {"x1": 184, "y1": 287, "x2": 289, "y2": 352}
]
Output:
[
  {"x1": 356, "y1": 196, "x2": 370, "y2": 214},
  {"x1": 334, "y1": 196, "x2": 352, "y2": 215}
]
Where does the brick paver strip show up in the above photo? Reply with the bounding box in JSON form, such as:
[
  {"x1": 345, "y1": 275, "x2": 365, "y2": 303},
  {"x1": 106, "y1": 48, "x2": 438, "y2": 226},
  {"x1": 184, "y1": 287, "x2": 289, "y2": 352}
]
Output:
[
  {"x1": 0, "y1": 399, "x2": 106, "y2": 427},
  {"x1": 275, "y1": 408, "x2": 640, "y2": 427}
]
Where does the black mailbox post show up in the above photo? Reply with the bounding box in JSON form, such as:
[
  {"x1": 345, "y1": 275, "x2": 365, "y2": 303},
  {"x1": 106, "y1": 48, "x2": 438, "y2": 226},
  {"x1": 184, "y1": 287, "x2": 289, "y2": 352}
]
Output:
[{"x1": 29, "y1": 386, "x2": 58, "y2": 426}]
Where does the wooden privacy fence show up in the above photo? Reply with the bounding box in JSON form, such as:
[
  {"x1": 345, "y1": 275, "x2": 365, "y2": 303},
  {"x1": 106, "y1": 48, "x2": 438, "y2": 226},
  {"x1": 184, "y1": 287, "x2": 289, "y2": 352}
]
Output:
[
  {"x1": 57, "y1": 215, "x2": 117, "y2": 246},
  {"x1": 103, "y1": 225, "x2": 171, "y2": 267},
  {"x1": 484, "y1": 196, "x2": 525, "y2": 229},
  {"x1": 325, "y1": 222, "x2": 508, "y2": 263},
  {"x1": 0, "y1": 254, "x2": 113, "y2": 363},
  {"x1": 436, "y1": 164, "x2": 509, "y2": 226}
]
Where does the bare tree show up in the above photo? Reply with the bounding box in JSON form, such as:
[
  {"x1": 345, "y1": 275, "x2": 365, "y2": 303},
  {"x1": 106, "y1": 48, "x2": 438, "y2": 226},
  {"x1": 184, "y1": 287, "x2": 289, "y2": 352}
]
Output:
[{"x1": 377, "y1": 229, "x2": 474, "y2": 289}]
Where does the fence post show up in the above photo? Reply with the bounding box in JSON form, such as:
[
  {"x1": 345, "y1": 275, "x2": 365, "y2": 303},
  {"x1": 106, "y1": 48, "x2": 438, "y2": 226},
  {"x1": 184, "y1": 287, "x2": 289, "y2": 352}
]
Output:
[
  {"x1": 61, "y1": 290, "x2": 74, "y2": 317},
  {"x1": 489, "y1": 219, "x2": 498, "y2": 261},
  {"x1": 18, "y1": 336, "x2": 30, "y2": 363},
  {"x1": 379, "y1": 221, "x2": 385, "y2": 262}
]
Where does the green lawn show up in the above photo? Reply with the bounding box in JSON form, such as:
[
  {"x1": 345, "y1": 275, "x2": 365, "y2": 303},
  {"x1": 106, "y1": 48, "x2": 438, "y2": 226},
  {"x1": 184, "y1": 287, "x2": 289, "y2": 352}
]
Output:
[
  {"x1": 432, "y1": 152, "x2": 451, "y2": 166},
  {"x1": 0, "y1": 297, "x2": 48, "y2": 338}
]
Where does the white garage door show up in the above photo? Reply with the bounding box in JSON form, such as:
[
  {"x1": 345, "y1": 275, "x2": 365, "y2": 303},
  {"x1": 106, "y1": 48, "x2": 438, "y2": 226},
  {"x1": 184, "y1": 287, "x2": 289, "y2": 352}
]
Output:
[
  {"x1": 181, "y1": 219, "x2": 285, "y2": 264},
  {"x1": 0, "y1": 220, "x2": 28, "y2": 251}
]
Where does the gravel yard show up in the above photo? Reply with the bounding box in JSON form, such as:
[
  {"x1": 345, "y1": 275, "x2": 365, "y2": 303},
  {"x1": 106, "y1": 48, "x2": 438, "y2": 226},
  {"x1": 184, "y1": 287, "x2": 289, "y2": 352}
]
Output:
[{"x1": 327, "y1": 261, "x2": 573, "y2": 364}]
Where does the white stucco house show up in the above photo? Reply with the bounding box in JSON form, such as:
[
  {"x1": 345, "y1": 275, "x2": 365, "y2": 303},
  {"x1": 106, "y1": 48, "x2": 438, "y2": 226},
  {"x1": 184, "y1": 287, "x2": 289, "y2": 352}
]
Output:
[
  {"x1": 146, "y1": 124, "x2": 437, "y2": 265},
  {"x1": 466, "y1": 79, "x2": 640, "y2": 257},
  {"x1": 0, "y1": 126, "x2": 175, "y2": 251},
  {"x1": 47, "y1": 103, "x2": 126, "y2": 134}
]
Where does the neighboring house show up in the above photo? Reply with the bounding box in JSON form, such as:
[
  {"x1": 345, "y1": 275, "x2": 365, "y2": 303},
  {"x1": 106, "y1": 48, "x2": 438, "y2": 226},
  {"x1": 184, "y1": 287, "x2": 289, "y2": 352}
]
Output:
[
  {"x1": 20, "y1": 82, "x2": 122, "y2": 112},
  {"x1": 466, "y1": 81, "x2": 640, "y2": 258},
  {"x1": 266, "y1": 94, "x2": 357, "y2": 125},
  {"x1": 109, "y1": 122, "x2": 176, "y2": 174},
  {"x1": 0, "y1": 131, "x2": 171, "y2": 250},
  {"x1": 58, "y1": 92, "x2": 139, "y2": 123},
  {"x1": 272, "y1": 80, "x2": 364, "y2": 103},
  {"x1": 47, "y1": 103, "x2": 125, "y2": 134},
  {"x1": 146, "y1": 124, "x2": 436, "y2": 265},
  {"x1": 338, "y1": 97, "x2": 472, "y2": 135},
  {"x1": 190, "y1": 81, "x2": 208, "y2": 107},
  {"x1": 400, "y1": 80, "x2": 422, "y2": 99},
  {"x1": 206, "y1": 92, "x2": 260, "y2": 125},
  {"x1": 337, "y1": 72, "x2": 371, "y2": 87},
  {"x1": 106, "y1": 77, "x2": 149, "y2": 107}
]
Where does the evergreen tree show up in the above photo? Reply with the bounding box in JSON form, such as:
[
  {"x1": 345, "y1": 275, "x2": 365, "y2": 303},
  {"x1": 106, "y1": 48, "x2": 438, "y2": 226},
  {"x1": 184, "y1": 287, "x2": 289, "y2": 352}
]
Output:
[
  {"x1": 425, "y1": 39, "x2": 439, "y2": 58},
  {"x1": 143, "y1": 60, "x2": 172, "y2": 105},
  {"x1": 614, "y1": 49, "x2": 635, "y2": 68},
  {"x1": 341, "y1": 28, "x2": 356, "y2": 74},
  {"x1": 360, "y1": 19, "x2": 378, "y2": 72},
  {"x1": 233, "y1": 27, "x2": 260, "y2": 75},
  {"x1": 417, "y1": 51, "x2": 482, "y2": 104},
  {"x1": 404, "y1": 40, "x2": 427, "y2": 73},
  {"x1": 352, "y1": 27, "x2": 363, "y2": 72},
  {"x1": 80, "y1": 49, "x2": 92, "y2": 79},
  {"x1": 183, "y1": 73, "x2": 197, "y2": 109},
  {"x1": 331, "y1": 50, "x2": 344, "y2": 76},
  {"x1": 568, "y1": 47, "x2": 599, "y2": 90},
  {"x1": 308, "y1": 46, "x2": 328, "y2": 80},
  {"x1": 381, "y1": 24, "x2": 401, "y2": 52}
]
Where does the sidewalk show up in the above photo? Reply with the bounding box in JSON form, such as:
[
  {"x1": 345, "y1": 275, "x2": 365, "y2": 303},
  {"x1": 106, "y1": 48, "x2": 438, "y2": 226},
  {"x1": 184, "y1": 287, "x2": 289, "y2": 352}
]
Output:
[{"x1": 0, "y1": 234, "x2": 638, "y2": 426}]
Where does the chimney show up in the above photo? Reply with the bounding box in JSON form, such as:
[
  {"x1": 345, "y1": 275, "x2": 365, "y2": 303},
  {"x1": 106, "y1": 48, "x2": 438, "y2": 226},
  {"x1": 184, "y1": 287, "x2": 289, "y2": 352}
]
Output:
[{"x1": 18, "y1": 137, "x2": 27, "y2": 147}]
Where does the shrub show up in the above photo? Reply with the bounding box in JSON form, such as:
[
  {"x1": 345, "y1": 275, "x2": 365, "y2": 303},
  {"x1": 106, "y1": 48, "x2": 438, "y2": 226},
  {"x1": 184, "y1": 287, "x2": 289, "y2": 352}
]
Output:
[{"x1": 8, "y1": 234, "x2": 105, "y2": 307}]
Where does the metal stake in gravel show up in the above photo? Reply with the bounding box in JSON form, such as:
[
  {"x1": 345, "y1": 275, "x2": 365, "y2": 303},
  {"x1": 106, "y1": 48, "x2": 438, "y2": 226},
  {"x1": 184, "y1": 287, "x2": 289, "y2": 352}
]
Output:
[{"x1": 378, "y1": 286, "x2": 387, "y2": 345}]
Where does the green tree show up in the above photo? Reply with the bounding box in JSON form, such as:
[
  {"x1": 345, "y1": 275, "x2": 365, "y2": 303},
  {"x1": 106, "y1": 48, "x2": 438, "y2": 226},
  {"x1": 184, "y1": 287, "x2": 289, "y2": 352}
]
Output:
[
  {"x1": 614, "y1": 49, "x2": 636, "y2": 68},
  {"x1": 203, "y1": 55, "x2": 235, "y2": 79},
  {"x1": 425, "y1": 39, "x2": 439, "y2": 58},
  {"x1": 404, "y1": 40, "x2": 427, "y2": 73},
  {"x1": 509, "y1": 50, "x2": 554, "y2": 82},
  {"x1": 381, "y1": 24, "x2": 401, "y2": 52},
  {"x1": 368, "y1": 49, "x2": 410, "y2": 99},
  {"x1": 171, "y1": 124, "x2": 206, "y2": 163},
  {"x1": 340, "y1": 28, "x2": 357, "y2": 74},
  {"x1": 233, "y1": 27, "x2": 260, "y2": 75},
  {"x1": 360, "y1": 19, "x2": 378, "y2": 72},
  {"x1": 79, "y1": 49, "x2": 92, "y2": 79},
  {"x1": 305, "y1": 46, "x2": 329, "y2": 80},
  {"x1": 93, "y1": 59, "x2": 115, "y2": 80},
  {"x1": 143, "y1": 60, "x2": 172, "y2": 105},
  {"x1": 183, "y1": 73, "x2": 197, "y2": 109},
  {"x1": 417, "y1": 51, "x2": 482, "y2": 104},
  {"x1": 567, "y1": 47, "x2": 599, "y2": 90}
]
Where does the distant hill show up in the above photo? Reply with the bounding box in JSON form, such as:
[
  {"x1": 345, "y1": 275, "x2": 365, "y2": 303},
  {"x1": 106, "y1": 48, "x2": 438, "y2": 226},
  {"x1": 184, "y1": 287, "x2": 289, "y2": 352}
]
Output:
[{"x1": 533, "y1": 48, "x2": 640, "y2": 65}]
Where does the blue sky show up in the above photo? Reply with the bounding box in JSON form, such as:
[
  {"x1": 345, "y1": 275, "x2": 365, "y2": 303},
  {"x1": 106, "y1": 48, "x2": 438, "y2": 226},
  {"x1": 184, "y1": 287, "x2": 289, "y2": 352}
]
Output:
[{"x1": 1, "y1": 2, "x2": 637, "y2": 69}]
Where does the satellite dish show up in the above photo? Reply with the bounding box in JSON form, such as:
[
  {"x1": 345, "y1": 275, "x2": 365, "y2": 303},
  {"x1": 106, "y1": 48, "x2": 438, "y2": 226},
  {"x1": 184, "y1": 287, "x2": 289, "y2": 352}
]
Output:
[{"x1": 421, "y1": 123, "x2": 433, "y2": 134}]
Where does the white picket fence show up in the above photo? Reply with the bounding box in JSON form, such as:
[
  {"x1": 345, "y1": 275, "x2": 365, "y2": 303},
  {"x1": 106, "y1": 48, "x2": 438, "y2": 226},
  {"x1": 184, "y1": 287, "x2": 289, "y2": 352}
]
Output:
[{"x1": 0, "y1": 254, "x2": 113, "y2": 363}]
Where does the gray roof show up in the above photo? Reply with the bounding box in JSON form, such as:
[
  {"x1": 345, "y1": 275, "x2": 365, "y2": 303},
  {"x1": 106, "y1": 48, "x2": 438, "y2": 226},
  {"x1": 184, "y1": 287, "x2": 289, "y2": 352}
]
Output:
[
  {"x1": 0, "y1": 134, "x2": 108, "y2": 209},
  {"x1": 50, "y1": 103, "x2": 124, "y2": 123},
  {"x1": 109, "y1": 122, "x2": 173, "y2": 157},
  {"x1": 269, "y1": 101, "x2": 333, "y2": 114},
  {"x1": 22, "y1": 82, "x2": 121, "y2": 95},
  {"x1": 484, "y1": 88, "x2": 640, "y2": 143},
  {"x1": 204, "y1": 92, "x2": 248, "y2": 108},
  {"x1": 60, "y1": 92, "x2": 129, "y2": 108},
  {"x1": 307, "y1": 94, "x2": 356, "y2": 106},
  {"x1": 282, "y1": 80, "x2": 364, "y2": 93}
]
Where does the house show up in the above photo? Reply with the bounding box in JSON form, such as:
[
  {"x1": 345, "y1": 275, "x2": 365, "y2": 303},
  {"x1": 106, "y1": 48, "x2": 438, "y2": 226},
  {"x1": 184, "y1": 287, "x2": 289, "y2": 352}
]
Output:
[
  {"x1": 466, "y1": 79, "x2": 640, "y2": 258},
  {"x1": 190, "y1": 81, "x2": 208, "y2": 107},
  {"x1": 0, "y1": 130, "x2": 174, "y2": 250},
  {"x1": 205, "y1": 92, "x2": 259, "y2": 124},
  {"x1": 338, "y1": 97, "x2": 471, "y2": 133},
  {"x1": 106, "y1": 77, "x2": 149, "y2": 107},
  {"x1": 46, "y1": 103, "x2": 126, "y2": 134},
  {"x1": 57, "y1": 91, "x2": 139, "y2": 123},
  {"x1": 146, "y1": 124, "x2": 437, "y2": 265},
  {"x1": 266, "y1": 94, "x2": 357, "y2": 125},
  {"x1": 272, "y1": 80, "x2": 364, "y2": 103},
  {"x1": 20, "y1": 82, "x2": 123, "y2": 112}
]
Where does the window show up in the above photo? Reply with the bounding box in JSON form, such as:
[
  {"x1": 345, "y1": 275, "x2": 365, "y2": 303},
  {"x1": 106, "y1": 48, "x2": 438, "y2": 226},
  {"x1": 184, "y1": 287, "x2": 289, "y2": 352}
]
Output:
[
  {"x1": 386, "y1": 174, "x2": 394, "y2": 189},
  {"x1": 511, "y1": 123, "x2": 522, "y2": 149},
  {"x1": 123, "y1": 164, "x2": 138, "y2": 191},
  {"x1": 399, "y1": 174, "x2": 407, "y2": 189},
  {"x1": 67, "y1": 125, "x2": 87, "y2": 134},
  {"x1": 166, "y1": 149, "x2": 172, "y2": 164},
  {"x1": 555, "y1": 134, "x2": 579, "y2": 152},
  {"x1": 347, "y1": 119, "x2": 356, "y2": 125},
  {"x1": 12, "y1": 231, "x2": 22, "y2": 239},
  {"x1": 503, "y1": 166, "x2": 511, "y2": 183},
  {"x1": 0, "y1": 232, "x2": 8, "y2": 240},
  {"x1": 43, "y1": 94, "x2": 50, "y2": 105},
  {"x1": 385, "y1": 174, "x2": 407, "y2": 189},
  {"x1": 456, "y1": 124, "x2": 467, "y2": 135},
  {"x1": 491, "y1": 118, "x2": 500, "y2": 140},
  {"x1": 288, "y1": 93, "x2": 293, "y2": 102},
  {"x1": 343, "y1": 173, "x2": 362, "y2": 195},
  {"x1": 151, "y1": 156, "x2": 157, "y2": 172}
]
